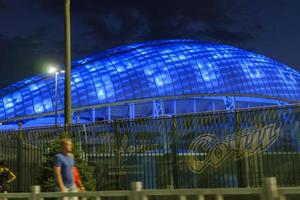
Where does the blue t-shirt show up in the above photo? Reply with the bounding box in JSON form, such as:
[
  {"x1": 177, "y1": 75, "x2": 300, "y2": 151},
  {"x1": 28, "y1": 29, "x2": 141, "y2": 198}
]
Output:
[{"x1": 53, "y1": 153, "x2": 74, "y2": 187}]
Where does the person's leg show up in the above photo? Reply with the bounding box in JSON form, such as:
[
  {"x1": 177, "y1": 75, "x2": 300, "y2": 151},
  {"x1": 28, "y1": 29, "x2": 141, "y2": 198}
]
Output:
[
  {"x1": 0, "y1": 186, "x2": 6, "y2": 200},
  {"x1": 56, "y1": 186, "x2": 69, "y2": 200},
  {"x1": 3, "y1": 191, "x2": 8, "y2": 200},
  {"x1": 69, "y1": 185, "x2": 78, "y2": 200}
]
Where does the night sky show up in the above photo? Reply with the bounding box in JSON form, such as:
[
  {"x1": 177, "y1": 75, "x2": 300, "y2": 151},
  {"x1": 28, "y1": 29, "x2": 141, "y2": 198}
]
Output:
[{"x1": 0, "y1": 0, "x2": 299, "y2": 88}]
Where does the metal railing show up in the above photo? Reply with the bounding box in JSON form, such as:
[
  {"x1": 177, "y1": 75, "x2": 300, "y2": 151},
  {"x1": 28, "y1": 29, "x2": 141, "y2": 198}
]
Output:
[
  {"x1": 0, "y1": 178, "x2": 299, "y2": 200},
  {"x1": 1, "y1": 104, "x2": 300, "y2": 192}
]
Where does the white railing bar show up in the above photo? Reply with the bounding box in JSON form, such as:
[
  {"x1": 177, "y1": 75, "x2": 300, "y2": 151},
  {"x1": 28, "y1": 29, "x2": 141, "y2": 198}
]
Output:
[
  {"x1": 142, "y1": 188, "x2": 262, "y2": 195},
  {"x1": 0, "y1": 193, "x2": 31, "y2": 198},
  {"x1": 2, "y1": 178, "x2": 300, "y2": 200},
  {"x1": 278, "y1": 187, "x2": 300, "y2": 194},
  {"x1": 40, "y1": 191, "x2": 131, "y2": 198}
]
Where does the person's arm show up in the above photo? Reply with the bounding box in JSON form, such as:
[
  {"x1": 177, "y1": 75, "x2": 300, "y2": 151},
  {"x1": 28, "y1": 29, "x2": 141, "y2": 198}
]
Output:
[
  {"x1": 74, "y1": 167, "x2": 85, "y2": 191},
  {"x1": 5, "y1": 168, "x2": 16, "y2": 183},
  {"x1": 53, "y1": 166, "x2": 65, "y2": 192},
  {"x1": 77, "y1": 179, "x2": 85, "y2": 191}
]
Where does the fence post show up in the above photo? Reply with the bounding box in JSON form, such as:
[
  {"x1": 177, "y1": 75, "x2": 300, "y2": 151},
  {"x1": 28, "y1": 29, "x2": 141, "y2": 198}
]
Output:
[
  {"x1": 17, "y1": 122, "x2": 24, "y2": 192},
  {"x1": 197, "y1": 194, "x2": 205, "y2": 200},
  {"x1": 216, "y1": 194, "x2": 224, "y2": 200},
  {"x1": 171, "y1": 117, "x2": 178, "y2": 189},
  {"x1": 113, "y1": 120, "x2": 122, "y2": 190},
  {"x1": 263, "y1": 177, "x2": 279, "y2": 200},
  {"x1": 279, "y1": 194, "x2": 286, "y2": 200},
  {"x1": 3, "y1": 191, "x2": 7, "y2": 200},
  {"x1": 179, "y1": 195, "x2": 187, "y2": 200},
  {"x1": 31, "y1": 185, "x2": 41, "y2": 200},
  {"x1": 82, "y1": 124, "x2": 88, "y2": 160},
  {"x1": 131, "y1": 182, "x2": 143, "y2": 200}
]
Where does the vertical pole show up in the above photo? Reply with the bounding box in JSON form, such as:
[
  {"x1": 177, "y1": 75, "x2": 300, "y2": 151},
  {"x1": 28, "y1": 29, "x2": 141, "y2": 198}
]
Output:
[
  {"x1": 244, "y1": 152, "x2": 250, "y2": 187},
  {"x1": 263, "y1": 177, "x2": 279, "y2": 200},
  {"x1": 82, "y1": 124, "x2": 88, "y2": 160},
  {"x1": 234, "y1": 109, "x2": 246, "y2": 187},
  {"x1": 17, "y1": 123, "x2": 23, "y2": 192},
  {"x1": 113, "y1": 121, "x2": 121, "y2": 189},
  {"x1": 280, "y1": 194, "x2": 287, "y2": 200},
  {"x1": 197, "y1": 195, "x2": 205, "y2": 200},
  {"x1": 108, "y1": 106, "x2": 111, "y2": 120},
  {"x1": 3, "y1": 191, "x2": 7, "y2": 200},
  {"x1": 129, "y1": 103, "x2": 135, "y2": 119},
  {"x1": 54, "y1": 72, "x2": 58, "y2": 126},
  {"x1": 193, "y1": 98, "x2": 197, "y2": 113},
  {"x1": 212, "y1": 100, "x2": 216, "y2": 113},
  {"x1": 171, "y1": 117, "x2": 178, "y2": 189},
  {"x1": 258, "y1": 152, "x2": 264, "y2": 186},
  {"x1": 64, "y1": 0, "x2": 72, "y2": 126},
  {"x1": 131, "y1": 182, "x2": 143, "y2": 200},
  {"x1": 173, "y1": 99, "x2": 176, "y2": 115},
  {"x1": 92, "y1": 108, "x2": 96, "y2": 122},
  {"x1": 31, "y1": 185, "x2": 41, "y2": 200},
  {"x1": 152, "y1": 100, "x2": 156, "y2": 116},
  {"x1": 216, "y1": 194, "x2": 224, "y2": 200},
  {"x1": 76, "y1": 111, "x2": 80, "y2": 124},
  {"x1": 179, "y1": 195, "x2": 187, "y2": 200}
]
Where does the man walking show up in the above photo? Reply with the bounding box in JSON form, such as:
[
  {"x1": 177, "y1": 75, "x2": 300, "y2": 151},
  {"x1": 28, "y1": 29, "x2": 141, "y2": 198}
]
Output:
[{"x1": 53, "y1": 138, "x2": 77, "y2": 199}]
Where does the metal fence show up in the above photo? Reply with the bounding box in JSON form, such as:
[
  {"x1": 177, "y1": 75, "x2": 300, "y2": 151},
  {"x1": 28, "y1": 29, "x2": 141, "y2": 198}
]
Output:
[
  {"x1": 1, "y1": 178, "x2": 300, "y2": 200},
  {"x1": 1, "y1": 104, "x2": 300, "y2": 192}
]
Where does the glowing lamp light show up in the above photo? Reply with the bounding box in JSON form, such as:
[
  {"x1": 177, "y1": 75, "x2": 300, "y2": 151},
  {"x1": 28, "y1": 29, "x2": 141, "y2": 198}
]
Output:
[{"x1": 48, "y1": 66, "x2": 58, "y2": 74}]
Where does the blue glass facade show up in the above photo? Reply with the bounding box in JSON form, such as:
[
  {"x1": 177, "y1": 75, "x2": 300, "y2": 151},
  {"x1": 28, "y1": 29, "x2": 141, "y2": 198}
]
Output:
[{"x1": 0, "y1": 39, "x2": 300, "y2": 121}]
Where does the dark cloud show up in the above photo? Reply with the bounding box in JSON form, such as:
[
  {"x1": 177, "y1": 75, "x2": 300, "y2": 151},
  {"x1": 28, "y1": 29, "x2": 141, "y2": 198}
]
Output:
[
  {"x1": 0, "y1": 0, "x2": 298, "y2": 88},
  {"x1": 0, "y1": 0, "x2": 6, "y2": 9},
  {"x1": 33, "y1": 0, "x2": 229, "y2": 23},
  {"x1": 0, "y1": 34, "x2": 64, "y2": 87},
  {"x1": 203, "y1": 29, "x2": 253, "y2": 44},
  {"x1": 32, "y1": 0, "x2": 252, "y2": 53}
]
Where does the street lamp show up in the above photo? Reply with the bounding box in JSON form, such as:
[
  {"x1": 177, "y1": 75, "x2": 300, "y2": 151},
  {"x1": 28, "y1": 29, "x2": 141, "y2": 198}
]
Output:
[{"x1": 48, "y1": 67, "x2": 65, "y2": 126}]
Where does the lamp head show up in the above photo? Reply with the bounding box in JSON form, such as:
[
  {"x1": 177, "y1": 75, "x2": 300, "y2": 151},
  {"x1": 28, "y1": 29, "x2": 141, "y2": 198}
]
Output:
[{"x1": 48, "y1": 66, "x2": 58, "y2": 74}]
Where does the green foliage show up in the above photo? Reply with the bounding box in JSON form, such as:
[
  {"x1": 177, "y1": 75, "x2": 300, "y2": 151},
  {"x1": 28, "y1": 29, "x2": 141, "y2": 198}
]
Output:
[{"x1": 38, "y1": 133, "x2": 96, "y2": 191}]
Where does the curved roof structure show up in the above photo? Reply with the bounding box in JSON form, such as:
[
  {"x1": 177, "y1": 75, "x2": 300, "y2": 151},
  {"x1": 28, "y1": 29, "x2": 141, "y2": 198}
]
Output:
[{"x1": 0, "y1": 39, "x2": 300, "y2": 121}]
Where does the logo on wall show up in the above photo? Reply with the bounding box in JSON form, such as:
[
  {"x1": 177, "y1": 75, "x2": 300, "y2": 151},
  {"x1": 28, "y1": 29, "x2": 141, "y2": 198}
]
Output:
[{"x1": 186, "y1": 124, "x2": 280, "y2": 173}]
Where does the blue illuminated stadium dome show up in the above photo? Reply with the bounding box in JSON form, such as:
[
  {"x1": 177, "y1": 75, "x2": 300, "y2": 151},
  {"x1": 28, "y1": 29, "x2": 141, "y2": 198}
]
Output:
[{"x1": 0, "y1": 39, "x2": 300, "y2": 127}]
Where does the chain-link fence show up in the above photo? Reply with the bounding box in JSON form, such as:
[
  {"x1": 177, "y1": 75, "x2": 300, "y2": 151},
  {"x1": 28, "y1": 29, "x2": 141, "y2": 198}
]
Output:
[{"x1": 1, "y1": 104, "x2": 300, "y2": 192}]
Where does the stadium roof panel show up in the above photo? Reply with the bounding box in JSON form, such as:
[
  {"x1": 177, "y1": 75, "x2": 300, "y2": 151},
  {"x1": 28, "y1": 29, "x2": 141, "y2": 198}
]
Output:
[{"x1": 0, "y1": 39, "x2": 299, "y2": 120}]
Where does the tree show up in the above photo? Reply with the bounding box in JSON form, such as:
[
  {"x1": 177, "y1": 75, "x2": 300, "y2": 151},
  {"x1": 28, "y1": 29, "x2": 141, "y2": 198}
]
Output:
[{"x1": 38, "y1": 134, "x2": 96, "y2": 191}]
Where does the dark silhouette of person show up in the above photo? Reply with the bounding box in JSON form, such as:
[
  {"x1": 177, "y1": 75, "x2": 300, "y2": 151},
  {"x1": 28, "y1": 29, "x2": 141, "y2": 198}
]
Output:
[{"x1": 0, "y1": 160, "x2": 16, "y2": 193}]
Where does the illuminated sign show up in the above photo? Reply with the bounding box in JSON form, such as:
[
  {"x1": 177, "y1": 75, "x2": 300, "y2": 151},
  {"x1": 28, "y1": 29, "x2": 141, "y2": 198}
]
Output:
[{"x1": 186, "y1": 124, "x2": 280, "y2": 173}]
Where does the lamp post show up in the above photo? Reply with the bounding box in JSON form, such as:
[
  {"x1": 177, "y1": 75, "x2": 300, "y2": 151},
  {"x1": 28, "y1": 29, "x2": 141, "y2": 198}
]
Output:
[
  {"x1": 48, "y1": 67, "x2": 65, "y2": 126},
  {"x1": 64, "y1": 0, "x2": 72, "y2": 126}
]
